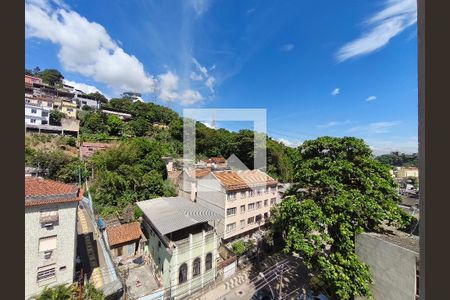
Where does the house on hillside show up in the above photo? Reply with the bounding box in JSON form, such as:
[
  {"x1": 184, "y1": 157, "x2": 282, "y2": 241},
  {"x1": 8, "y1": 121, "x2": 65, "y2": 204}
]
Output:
[
  {"x1": 196, "y1": 170, "x2": 278, "y2": 242},
  {"x1": 101, "y1": 109, "x2": 132, "y2": 120},
  {"x1": 25, "y1": 103, "x2": 50, "y2": 126},
  {"x1": 178, "y1": 168, "x2": 211, "y2": 201},
  {"x1": 80, "y1": 142, "x2": 114, "y2": 160},
  {"x1": 397, "y1": 167, "x2": 419, "y2": 178},
  {"x1": 137, "y1": 197, "x2": 222, "y2": 299},
  {"x1": 203, "y1": 157, "x2": 228, "y2": 169},
  {"x1": 25, "y1": 177, "x2": 82, "y2": 298},
  {"x1": 106, "y1": 222, "x2": 146, "y2": 259}
]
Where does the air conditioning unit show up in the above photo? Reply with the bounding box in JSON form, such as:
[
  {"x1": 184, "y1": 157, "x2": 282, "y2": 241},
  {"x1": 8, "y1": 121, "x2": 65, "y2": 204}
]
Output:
[{"x1": 44, "y1": 251, "x2": 53, "y2": 259}]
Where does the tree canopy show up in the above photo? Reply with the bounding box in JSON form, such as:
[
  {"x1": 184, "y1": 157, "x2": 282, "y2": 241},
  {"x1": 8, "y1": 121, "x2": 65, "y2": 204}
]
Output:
[
  {"x1": 376, "y1": 151, "x2": 418, "y2": 167},
  {"x1": 86, "y1": 91, "x2": 108, "y2": 104},
  {"x1": 36, "y1": 69, "x2": 64, "y2": 86},
  {"x1": 270, "y1": 137, "x2": 410, "y2": 300}
]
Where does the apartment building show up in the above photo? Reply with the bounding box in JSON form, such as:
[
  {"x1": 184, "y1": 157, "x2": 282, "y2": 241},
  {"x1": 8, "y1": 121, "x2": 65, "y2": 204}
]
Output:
[
  {"x1": 196, "y1": 170, "x2": 278, "y2": 242},
  {"x1": 25, "y1": 177, "x2": 82, "y2": 298},
  {"x1": 137, "y1": 197, "x2": 222, "y2": 299},
  {"x1": 397, "y1": 167, "x2": 419, "y2": 179},
  {"x1": 25, "y1": 96, "x2": 55, "y2": 109},
  {"x1": 25, "y1": 103, "x2": 50, "y2": 125}
]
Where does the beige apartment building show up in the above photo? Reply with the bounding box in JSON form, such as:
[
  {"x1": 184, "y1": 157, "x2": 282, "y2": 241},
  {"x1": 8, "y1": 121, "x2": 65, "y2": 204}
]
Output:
[
  {"x1": 397, "y1": 167, "x2": 419, "y2": 178},
  {"x1": 196, "y1": 170, "x2": 278, "y2": 242}
]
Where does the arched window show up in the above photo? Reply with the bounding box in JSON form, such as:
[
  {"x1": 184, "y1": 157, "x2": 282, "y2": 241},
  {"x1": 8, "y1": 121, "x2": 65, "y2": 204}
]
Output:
[
  {"x1": 179, "y1": 263, "x2": 187, "y2": 284},
  {"x1": 193, "y1": 257, "x2": 201, "y2": 277},
  {"x1": 205, "y1": 253, "x2": 213, "y2": 271}
]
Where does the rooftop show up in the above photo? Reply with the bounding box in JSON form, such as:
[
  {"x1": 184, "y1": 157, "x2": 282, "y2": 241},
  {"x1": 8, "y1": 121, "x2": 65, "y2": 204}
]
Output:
[
  {"x1": 106, "y1": 222, "x2": 143, "y2": 247},
  {"x1": 137, "y1": 197, "x2": 223, "y2": 236},
  {"x1": 212, "y1": 169, "x2": 278, "y2": 191},
  {"x1": 25, "y1": 177, "x2": 82, "y2": 207},
  {"x1": 186, "y1": 168, "x2": 211, "y2": 179},
  {"x1": 205, "y1": 156, "x2": 226, "y2": 164},
  {"x1": 364, "y1": 230, "x2": 419, "y2": 254}
]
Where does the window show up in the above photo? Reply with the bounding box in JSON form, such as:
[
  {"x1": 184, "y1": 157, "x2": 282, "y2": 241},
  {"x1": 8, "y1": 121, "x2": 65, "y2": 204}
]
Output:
[
  {"x1": 179, "y1": 263, "x2": 188, "y2": 284},
  {"x1": 47, "y1": 102, "x2": 52, "y2": 107},
  {"x1": 42, "y1": 111, "x2": 48, "y2": 117},
  {"x1": 264, "y1": 187, "x2": 269, "y2": 194},
  {"x1": 264, "y1": 212, "x2": 269, "y2": 219},
  {"x1": 158, "y1": 241, "x2": 162, "y2": 248},
  {"x1": 227, "y1": 207, "x2": 237, "y2": 216},
  {"x1": 42, "y1": 120, "x2": 48, "y2": 125},
  {"x1": 248, "y1": 203, "x2": 255, "y2": 211},
  {"x1": 205, "y1": 253, "x2": 213, "y2": 271},
  {"x1": 226, "y1": 222, "x2": 236, "y2": 232},
  {"x1": 257, "y1": 188, "x2": 263, "y2": 196},
  {"x1": 228, "y1": 192, "x2": 236, "y2": 201},
  {"x1": 30, "y1": 119, "x2": 36, "y2": 123},
  {"x1": 40, "y1": 209, "x2": 58, "y2": 224},
  {"x1": 264, "y1": 200, "x2": 268, "y2": 207},
  {"x1": 240, "y1": 219, "x2": 246, "y2": 229},
  {"x1": 31, "y1": 108, "x2": 37, "y2": 114},
  {"x1": 39, "y1": 236, "x2": 57, "y2": 252},
  {"x1": 67, "y1": 108, "x2": 74, "y2": 112},
  {"x1": 248, "y1": 217, "x2": 255, "y2": 224},
  {"x1": 271, "y1": 187, "x2": 276, "y2": 194},
  {"x1": 193, "y1": 257, "x2": 201, "y2": 277},
  {"x1": 256, "y1": 201, "x2": 262, "y2": 209},
  {"x1": 240, "y1": 205, "x2": 246, "y2": 213},
  {"x1": 249, "y1": 190, "x2": 255, "y2": 197},
  {"x1": 240, "y1": 191, "x2": 246, "y2": 199},
  {"x1": 270, "y1": 198, "x2": 276, "y2": 206},
  {"x1": 255, "y1": 214, "x2": 262, "y2": 223},
  {"x1": 37, "y1": 264, "x2": 56, "y2": 282},
  {"x1": 25, "y1": 99, "x2": 31, "y2": 103}
]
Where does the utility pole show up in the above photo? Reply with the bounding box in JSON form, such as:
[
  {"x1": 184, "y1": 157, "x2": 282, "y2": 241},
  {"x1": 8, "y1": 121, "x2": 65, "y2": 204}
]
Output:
[{"x1": 278, "y1": 265, "x2": 284, "y2": 300}]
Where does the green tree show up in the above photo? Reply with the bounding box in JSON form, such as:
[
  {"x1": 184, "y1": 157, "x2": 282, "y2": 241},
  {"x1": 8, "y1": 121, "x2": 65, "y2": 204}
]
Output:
[
  {"x1": 106, "y1": 115, "x2": 124, "y2": 136},
  {"x1": 49, "y1": 110, "x2": 66, "y2": 126},
  {"x1": 82, "y1": 282, "x2": 104, "y2": 300},
  {"x1": 86, "y1": 91, "x2": 108, "y2": 104},
  {"x1": 271, "y1": 137, "x2": 408, "y2": 300},
  {"x1": 36, "y1": 69, "x2": 64, "y2": 86},
  {"x1": 31, "y1": 284, "x2": 74, "y2": 300},
  {"x1": 80, "y1": 112, "x2": 108, "y2": 134}
]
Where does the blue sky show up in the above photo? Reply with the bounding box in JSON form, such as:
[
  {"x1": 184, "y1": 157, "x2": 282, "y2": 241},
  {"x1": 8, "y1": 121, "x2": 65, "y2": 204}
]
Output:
[{"x1": 25, "y1": 0, "x2": 418, "y2": 154}]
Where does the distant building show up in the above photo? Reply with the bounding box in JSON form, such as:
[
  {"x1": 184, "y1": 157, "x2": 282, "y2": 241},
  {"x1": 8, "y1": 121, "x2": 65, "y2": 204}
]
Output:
[
  {"x1": 397, "y1": 167, "x2": 419, "y2": 178},
  {"x1": 355, "y1": 230, "x2": 419, "y2": 300},
  {"x1": 80, "y1": 142, "x2": 114, "y2": 159},
  {"x1": 196, "y1": 170, "x2": 278, "y2": 242},
  {"x1": 101, "y1": 109, "x2": 132, "y2": 120},
  {"x1": 123, "y1": 92, "x2": 144, "y2": 103},
  {"x1": 25, "y1": 74, "x2": 43, "y2": 86},
  {"x1": 76, "y1": 95, "x2": 100, "y2": 110},
  {"x1": 25, "y1": 103, "x2": 50, "y2": 125},
  {"x1": 105, "y1": 222, "x2": 146, "y2": 260},
  {"x1": 137, "y1": 197, "x2": 222, "y2": 299},
  {"x1": 203, "y1": 157, "x2": 228, "y2": 169},
  {"x1": 25, "y1": 177, "x2": 82, "y2": 298},
  {"x1": 58, "y1": 100, "x2": 77, "y2": 118},
  {"x1": 178, "y1": 168, "x2": 211, "y2": 201}
]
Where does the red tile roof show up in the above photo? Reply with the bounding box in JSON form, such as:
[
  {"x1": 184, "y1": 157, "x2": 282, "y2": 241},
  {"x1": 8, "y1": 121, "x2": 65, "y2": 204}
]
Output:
[
  {"x1": 213, "y1": 170, "x2": 278, "y2": 191},
  {"x1": 204, "y1": 156, "x2": 226, "y2": 164},
  {"x1": 25, "y1": 177, "x2": 82, "y2": 207},
  {"x1": 106, "y1": 222, "x2": 143, "y2": 247},
  {"x1": 186, "y1": 168, "x2": 211, "y2": 179}
]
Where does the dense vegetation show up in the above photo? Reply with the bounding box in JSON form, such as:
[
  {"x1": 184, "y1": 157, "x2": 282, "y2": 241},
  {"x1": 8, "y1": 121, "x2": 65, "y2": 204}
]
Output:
[
  {"x1": 376, "y1": 151, "x2": 418, "y2": 167},
  {"x1": 270, "y1": 137, "x2": 413, "y2": 300}
]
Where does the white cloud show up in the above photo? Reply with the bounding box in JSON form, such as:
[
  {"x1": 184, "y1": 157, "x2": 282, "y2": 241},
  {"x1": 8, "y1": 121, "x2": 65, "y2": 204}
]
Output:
[
  {"x1": 25, "y1": 1, "x2": 156, "y2": 93},
  {"x1": 25, "y1": 0, "x2": 208, "y2": 106},
  {"x1": 366, "y1": 137, "x2": 418, "y2": 155},
  {"x1": 280, "y1": 44, "x2": 295, "y2": 52},
  {"x1": 192, "y1": 57, "x2": 216, "y2": 93},
  {"x1": 190, "y1": 72, "x2": 203, "y2": 81},
  {"x1": 331, "y1": 88, "x2": 340, "y2": 96},
  {"x1": 366, "y1": 95, "x2": 377, "y2": 101},
  {"x1": 189, "y1": 0, "x2": 211, "y2": 16},
  {"x1": 157, "y1": 71, "x2": 204, "y2": 105},
  {"x1": 317, "y1": 120, "x2": 352, "y2": 129},
  {"x1": 336, "y1": 0, "x2": 417, "y2": 62},
  {"x1": 277, "y1": 138, "x2": 301, "y2": 148},
  {"x1": 63, "y1": 79, "x2": 102, "y2": 95},
  {"x1": 247, "y1": 8, "x2": 256, "y2": 15},
  {"x1": 348, "y1": 121, "x2": 401, "y2": 134}
]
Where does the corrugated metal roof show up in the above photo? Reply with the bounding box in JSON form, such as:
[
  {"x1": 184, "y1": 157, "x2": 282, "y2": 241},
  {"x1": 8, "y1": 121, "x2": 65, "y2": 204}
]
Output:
[{"x1": 137, "y1": 197, "x2": 223, "y2": 235}]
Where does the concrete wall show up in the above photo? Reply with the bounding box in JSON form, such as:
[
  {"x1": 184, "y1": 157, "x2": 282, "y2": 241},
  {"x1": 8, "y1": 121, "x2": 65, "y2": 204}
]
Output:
[
  {"x1": 355, "y1": 233, "x2": 419, "y2": 300},
  {"x1": 25, "y1": 201, "x2": 78, "y2": 299}
]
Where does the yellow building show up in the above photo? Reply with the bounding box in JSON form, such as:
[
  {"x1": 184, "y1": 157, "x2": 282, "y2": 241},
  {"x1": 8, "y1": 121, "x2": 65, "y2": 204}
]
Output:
[
  {"x1": 58, "y1": 100, "x2": 77, "y2": 118},
  {"x1": 397, "y1": 167, "x2": 419, "y2": 178}
]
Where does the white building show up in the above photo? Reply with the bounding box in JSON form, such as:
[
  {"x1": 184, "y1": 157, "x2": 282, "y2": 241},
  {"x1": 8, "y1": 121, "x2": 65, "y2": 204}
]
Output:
[
  {"x1": 25, "y1": 103, "x2": 50, "y2": 125},
  {"x1": 196, "y1": 170, "x2": 278, "y2": 242},
  {"x1": 25, "y1": 177, "x2": 81, "y2": 298}
]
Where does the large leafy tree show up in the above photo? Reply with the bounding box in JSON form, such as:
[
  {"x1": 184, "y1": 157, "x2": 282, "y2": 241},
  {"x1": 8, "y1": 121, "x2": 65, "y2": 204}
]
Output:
[
  {"x1": 36, "y1": 69, "x2": 64, "y2": 86},
  {"x1": 271, "y1": 137, "x2": 410, "y2": 299},
  {"x1": 49, "y1": 110, "x2": 66, "y2": 126},
  {"x1": 86, "y1": 91, "x2": 108, "y2": 104},
  {"x1": 31, "y1": 284, "x2": 74, "y2": 300}
]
